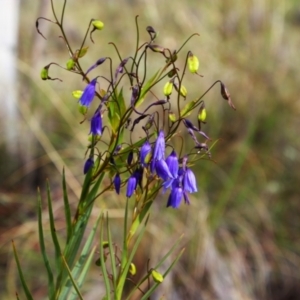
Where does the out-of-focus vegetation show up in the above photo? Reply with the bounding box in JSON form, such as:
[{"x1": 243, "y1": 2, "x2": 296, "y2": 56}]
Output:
[{"x1": 1, "y1": 0, "x2": 300, "y2": 299}]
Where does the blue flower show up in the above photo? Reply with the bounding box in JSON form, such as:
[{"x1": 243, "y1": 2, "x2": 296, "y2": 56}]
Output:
[
  {"x1": 79, "y1": 78, "x2": 97, "y2": 107},
  {"x1": 153, "y1": 130, "x2": 165, "y2": 161},
  {"x1": 140, "y1": 141, "x2": 152, "y2": 167},
  {"x1": 167, "y1": 186, "x2": 183, "y2": 208},
  {"x1": 126, "y1": 174, "x2": 137, "y2": 198},
  {"x1": 83, "y1": 157, "x2": 94, "y2": 174},
  {"x1": 127, "y1": 151, "x2": 133, "y2": 166},
  {"x1": 126, "y1": 168, "x2": 143, "y2": 198},
  {"x1": 183, "y1": 168, "x2": 197, "y2": 193},
  {"x1": 166, "y1": 150, "x2": 178, "y2": 178},
  {"x1": 90, "y1": 111, "x2": 102, "y2": 136},
  {"x1": 155, "y1": 159, "x2": 173, "y2": 181},
  {"x1": 113, "y1": 173, "x2": 121, "y2": 194}
]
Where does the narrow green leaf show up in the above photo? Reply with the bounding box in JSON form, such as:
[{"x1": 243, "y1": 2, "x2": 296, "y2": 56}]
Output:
[
  {"x1": 117, "y1": 213, "x2": 148, "y2": 299},
  {"x1": 12, "y1": 241, "x2": 34, "y2": 300},
  {"x1": 61, "y1": 255, "x2": 84, "y2": 300},
  {"x1": 100, "y1": 214, "x2": 111, "y2": 299},
  {"x1": 46, "y1": 181, "x2": 62, "y2": 270},
  {"x1": 135, "y1": 70, "x2": 161, "y2": 107},
  {"x1": 106, "y1": 214, "x2": 117, "y2": 292},
  {"x1": 140, "y1": 248, "x2": 185, "y2": 300},
  {"x1": 60, "y1": 215, "x2": 101, "y2": 299},
  {"x1": 125, "y1": 234, "x2": 184, "y2": 300},
  {"x1": 37, "y1": 188, "x2": 55, "y2": 298},
  {"x1": 62, "y1": 168, "x2": 72, "y2": 243},
  {"x1": 180, "y1": 100, "x2": 196, "y2": 117},
  {"x1": 127, "y1": 200, "x2": 152, "y2": 242}
]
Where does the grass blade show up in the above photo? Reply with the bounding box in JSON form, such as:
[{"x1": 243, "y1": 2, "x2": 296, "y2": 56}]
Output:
[
  {"x1": 100, "y1": 214, "x2": 111, "y2": 299},
  {"x1": 46, "y1": 181, "x2": 62, "y2": 270},
  {"x1": 140, "y1": 248, "x2": 185, "y2": 300},
  {"x1": 61, "y1": 255, "x2": 84, "y2": 300},
  {"x1": 60, "y1": 215, "x2": 101, "y2": 299},
  {"x1": 100, "y1": 214, "x2": 111, "y2": 298},
  {"x1": 12, "y1": 241, "x2": 34, "y2": 300},
  {"x1": 62, "y1": 168, "x2": 72, "y2": 243},
  {"x1": 107, "y1": 214, "x2": 117, "y2": 292},
  {"x1": 37, "y1": 188, "x2": 55, "y2": 298},
  {"x1": 125, "y1": 234, "x2": 184, "y2": 300}
]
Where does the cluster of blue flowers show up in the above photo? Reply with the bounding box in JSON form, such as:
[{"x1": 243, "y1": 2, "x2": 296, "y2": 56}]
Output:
[{"x1": 112, "y1": 130, "x2": 198, "y2": 209}]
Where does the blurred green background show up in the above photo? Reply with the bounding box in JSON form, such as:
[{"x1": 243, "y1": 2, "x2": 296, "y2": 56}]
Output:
[{"x1": 1, "y1": 0, "x2": 300, "y2": 299}]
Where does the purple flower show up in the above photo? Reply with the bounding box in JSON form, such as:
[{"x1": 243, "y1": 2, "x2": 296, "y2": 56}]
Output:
[
  {"x1": 166, "y1": 150, "x2": 178, "y2": 178},
  {"x1": 79, "y1": 78, "x2": 97, "y2": 107},
  {"x1": 113, "y1": 173, "x2": 121, "y2": 194},
  {"x1": 85, "y1": 58, "x2": 106, "y2": 76},
  {"x1": 155, "y1": 159, "x2": 173, "y2": 181},
  {"x1": 167, "y1": 186, "x2": 183, "y2": 208},
  {"x1": 127, "y1": 151, "x2": 133, "y2": 166},
  {"x1": 126, "y1": 174, "x2": 137, "y2": 198},
  {"x1": 90, "y1": 111, "x2": 102, "y2": 136},
  {"x1": 153, "y1": 130, "x2": 165, "y2": 161},
  {"x1": 140, "y1": 141, "x2": 152, "y2": 167},
  {"x1": 183, "y1": 168, "x2": 197, "y2": 193},
  {"x1": 83, "y1": 157, "x2": 94, "y2": 174}
]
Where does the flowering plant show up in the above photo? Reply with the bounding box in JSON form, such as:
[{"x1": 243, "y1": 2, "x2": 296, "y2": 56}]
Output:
[{"x1": 13, "y1": 1, "x2": 235, "y2": 299}]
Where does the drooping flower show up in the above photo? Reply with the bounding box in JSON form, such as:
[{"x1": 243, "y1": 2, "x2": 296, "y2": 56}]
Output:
[
  {"x1": 83, "y1": 157, "x2": 94, "y2": 174},
  {"x1": 183, "y1": 168, "x2": 198, "y2": 193},
  {"x1": 126, "y1": 174, "x2": 137, "y2": 198},
  {"x1": 166, "y1": 150, "x2": 178, "y2": 178},
  {"x1": 113, "y1": 173, "x2": 121, "y2": 194},
  {"x1": 153, "y1": 130, "x2": 165, "y2": 161},
  {"x1": 140, "y1": 141, "x2": 151, "y2": 167},
  {"x1": 155, "y1": 159, "x2": 173, "y2": 181},
  {"x1": 85, "y1": 57, "x2": 106, "y2": 76},
  {"x1": 79, "y1": 78, "x2": 97, "y2": 107},
  {"x1": 167, "y1": 185, "x2": 183, "y2": 208},
  {"x1": 127, "y1": 151, "x2": 134, "y2": 166},
  {"x1": 126, "y1": 168, "x2": 143, "y2": 198},
  {"x1": 90, "y1": 110, "x2": 102, "y2": 136}
]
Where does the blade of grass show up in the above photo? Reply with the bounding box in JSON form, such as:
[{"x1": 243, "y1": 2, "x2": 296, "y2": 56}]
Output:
[
  {"x1": 61, "y1": 255, "x2": 84, "y2": 300},
  {"x1": 62, "y1": 168, "x2": 72, "y2": 243},
  {"x1": 12, "y1": 241, "x2": 34, "y2": 300},
  {"x1": 100, "y1": 214, "x2": 111, "y2": 299},
  {"x1": 118, "y1": 214, "x2": 149, "y2": 300},
  {"x1": 46, "y1": 180, "x2": 62, "y2": 270},
  {"x1": 107, "y1": 214, "x2": 117, "y2": 292},
  {"x1": 73, "y1": 245, "x2": 97, "y2": 297},
  {"x1": 140, "y1": 248, "x2": 185, "y2": 300},
  {"x1": 60, "y1": 215, "x2": 101, "y2": 299},
  {"x1": 37, "y1": 188, "x2": 55, "y2": 298},
  {"x1": 125, "y1": 234, "x2": 184, "y2": 300}
]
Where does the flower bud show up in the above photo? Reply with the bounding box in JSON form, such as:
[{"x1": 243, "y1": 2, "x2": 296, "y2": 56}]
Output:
[
  {"x1": 163, "y1": 81, "x2": 173, "y2": 96},
  {"x1": 129, "y1": 263, "x2": 137, "y2": 276},
  {"x1": 78, "y1": 104, "x2": 88, "y2": 115},
  {"x1": 220, "y1": 81, "x2": 236, "y2": 110},
  {"x1": 168, "y1": 112, "x2": 176, "y2": 123},
  {"x1": 168, "y1": 68, "x2": 177, "y2": 78},
  {"x1": 92, "y1": 20, "x2": 104, "y2": 30},
  {"x1": 198, "y1": 103, "x2": 206, "y2": 122},
  {"x1": 148, "y1": 44, "x2": 165, "y2": 53},
  {"x1": 72, "y1": 90, "x2": 83, "y2": 99},
  {"x1": 151, "y1": 269, "x2": 164, "y2": 283},
  {"x1": 66, "y1": 58, "x2": 75, "y2": 70},
  {"x1": 165, "y1": 50, "x2": 177, "y2": 64},
  {"x1": 83, "y1": 157, "x2": 94, "y2": 174},
  {"x1": 40, "y1": 67, "x2": 49, "y2": 80},
  {"x1": 188, "y1": 51, "x2": 199, "y2": 73},
  {"x1": 113, "y1": 173, "x2": 121, "y2": 195}
]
